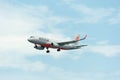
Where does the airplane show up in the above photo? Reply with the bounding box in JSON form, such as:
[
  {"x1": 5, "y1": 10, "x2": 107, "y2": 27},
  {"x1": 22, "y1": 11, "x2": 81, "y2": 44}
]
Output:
[{"x1": 27, "y1": 34, "x2": 87, "y2": 53}]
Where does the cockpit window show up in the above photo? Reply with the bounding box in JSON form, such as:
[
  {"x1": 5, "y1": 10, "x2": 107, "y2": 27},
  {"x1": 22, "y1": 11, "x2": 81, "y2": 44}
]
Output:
[{"x1": 30, "y1": 36, "x2": 34, "y2": 38}]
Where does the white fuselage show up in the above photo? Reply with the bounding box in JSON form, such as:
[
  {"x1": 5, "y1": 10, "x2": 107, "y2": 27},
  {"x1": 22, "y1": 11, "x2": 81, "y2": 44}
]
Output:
[{"x1": 28, "y1": 36, "x2": 80, "y2": 50}]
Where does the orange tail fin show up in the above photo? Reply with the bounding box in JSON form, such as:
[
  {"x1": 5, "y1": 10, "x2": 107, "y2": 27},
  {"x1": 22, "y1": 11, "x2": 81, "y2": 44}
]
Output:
[{"x1": 75, "y1": 34, "x2": 80, "y2": 41}]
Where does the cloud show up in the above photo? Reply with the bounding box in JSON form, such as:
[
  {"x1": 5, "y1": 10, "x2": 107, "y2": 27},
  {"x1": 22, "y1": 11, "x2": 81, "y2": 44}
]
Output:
[
  {"x1": 96, "y1": 40, "x2": 110, "y2": 45},
  {"x1": 0, "y1": 56, "x2": 47, "y2": 72},
  {"x1": 0, "y1": 0, "x2": 85, "y2": 74},
  {"x1": 0, "y1": 0, "x2": 71, "y2": 73},
  {"x1": 108, "y1": 12, "x2": 120, "y2": 24},
  {"x1": 0, "y1": 2, "x2": 120, "y2": 80},
  {"x1": 0, "y1": 0, "x2": 70, "y2": 52},
  {"x1": 0, "y1": 0, "x2": 69, "y2": 36},
  {"x1": 0, "y1": 3, "x2": 43, "y2": 35},
  {"x1": 0, "y1": 36, "x2": 47, "y2": 72},
  {"x1": 1, "y1": 64, "x2": 120, "y2": 80},
  {"x1": 73, "y1": 5, "x2": 114, "y2": 24},
  {"x1": 63, "y1": 0, "x2": 120, "y2": 24},
  {"x1": 63, "y1": 0, "x2": 75, "y2": 4},
  {"x1": 46, "y1": 66, "x2": 120, "y2": 80},
  {"x1": 89, "y1": 45, "x2": 120, "y2": 57}
]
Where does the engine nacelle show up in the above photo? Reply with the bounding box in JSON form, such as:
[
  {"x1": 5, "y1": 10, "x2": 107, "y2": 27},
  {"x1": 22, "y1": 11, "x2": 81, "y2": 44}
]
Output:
[
  {"x1": 34, "y1": 45, "x2": 44, "y2": 50},
  {"x1": 50, "y1": 42, "x2": 59, "y2": 47}
]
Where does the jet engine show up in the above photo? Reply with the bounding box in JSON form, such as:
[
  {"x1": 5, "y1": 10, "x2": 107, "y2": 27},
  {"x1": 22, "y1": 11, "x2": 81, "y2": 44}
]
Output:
[
  {"x1": 34, "y1": 45, "x2": 45, "y2": 50},
  {"x1": 50, "y1": 42, "x2": 59, "y2": 47}
]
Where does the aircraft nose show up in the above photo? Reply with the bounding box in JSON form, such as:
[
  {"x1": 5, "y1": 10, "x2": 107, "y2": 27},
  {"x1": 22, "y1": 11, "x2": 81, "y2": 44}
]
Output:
[{"x1": 27, "y1": 38, "x2": 32, "y2": 42}]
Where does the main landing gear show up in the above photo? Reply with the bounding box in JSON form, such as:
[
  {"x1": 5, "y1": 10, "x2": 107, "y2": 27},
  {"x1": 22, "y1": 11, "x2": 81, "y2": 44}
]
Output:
[
  {"x1": 46, "y1": 50, "x2": 50, "y2": 53},
  {"x1": 34, "y1": 44, "x2": 37, "y2": 48},
  {"x1": 57, "y1": 48, "x2": 60, "y2": 52},
  {"x1": 46, "y1": 48, "x2": 61, "y2": 53},
  {"x1": 46, "y1": 47, "x2": 50, "y2": 53}
]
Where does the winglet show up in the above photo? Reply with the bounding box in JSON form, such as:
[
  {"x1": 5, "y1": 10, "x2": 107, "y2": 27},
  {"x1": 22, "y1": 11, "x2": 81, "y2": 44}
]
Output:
[
  {"x1": 84, "y1": 35, "x2": 87, "y2": 39},
  {"x1": 80, "y1": 35, "x2": 87, "y2": 40}
]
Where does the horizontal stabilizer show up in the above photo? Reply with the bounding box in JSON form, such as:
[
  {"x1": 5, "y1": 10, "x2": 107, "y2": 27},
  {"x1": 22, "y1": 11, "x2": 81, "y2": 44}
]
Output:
[{"x1": 77, "y1": 45, "x2": 87, "y2": 48}]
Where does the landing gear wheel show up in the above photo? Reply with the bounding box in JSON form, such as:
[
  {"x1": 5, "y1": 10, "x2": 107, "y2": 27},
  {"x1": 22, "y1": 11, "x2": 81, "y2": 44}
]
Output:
[
  {"x1": 46, "y1": 50, "x2": 50, "y2": 53},
  {"x1": 57, "y1": 48, "x2": 60, "y2": 52},
  {"x1": 46, "y1": 47, "x2": 50, "y2": 53}
]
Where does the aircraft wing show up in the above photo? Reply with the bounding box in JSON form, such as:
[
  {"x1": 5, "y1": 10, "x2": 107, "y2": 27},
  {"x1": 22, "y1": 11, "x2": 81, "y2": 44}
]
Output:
[
  {"x1": 77, "y1": 45, "x2": 88, "y2": 48},
  {"x1": 58, "y1": 35, "x2": 87, "y2": 46},
  {"x1": 58, "y1": 40, "x2": 78, "y2": 46}
]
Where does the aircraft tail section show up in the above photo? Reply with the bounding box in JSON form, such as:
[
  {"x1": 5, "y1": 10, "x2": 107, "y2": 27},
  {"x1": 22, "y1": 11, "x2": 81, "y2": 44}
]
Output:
[
  {"x1": 74, "y1": 34, "x2": 80, "y2": 45},
  {"x1": 74, "y1": 34, "x2": 87, "y2": 45},
  {"x1": 75, "y1": 34, "x2": 80, "y2": 41}
]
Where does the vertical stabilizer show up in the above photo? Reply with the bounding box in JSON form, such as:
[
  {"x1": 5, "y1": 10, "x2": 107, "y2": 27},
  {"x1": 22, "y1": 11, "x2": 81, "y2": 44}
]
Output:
[
  {"x1": 74, "y1": 34, "x2": 80, "y2": 45},
  {"x1": 75, "y1": 34, "x2": 80, "y2": 41}
]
